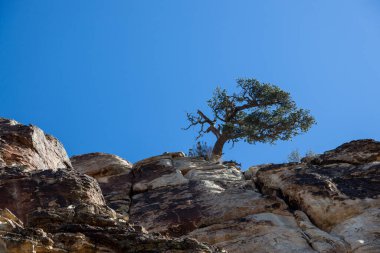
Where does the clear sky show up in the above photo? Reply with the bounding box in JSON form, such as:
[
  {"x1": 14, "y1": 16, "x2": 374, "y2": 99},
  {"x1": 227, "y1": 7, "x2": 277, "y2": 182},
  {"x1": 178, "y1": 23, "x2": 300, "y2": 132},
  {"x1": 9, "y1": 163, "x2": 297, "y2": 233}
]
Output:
[{"x1": 1, "y1": 1, "x2": 380, "y2": 168}]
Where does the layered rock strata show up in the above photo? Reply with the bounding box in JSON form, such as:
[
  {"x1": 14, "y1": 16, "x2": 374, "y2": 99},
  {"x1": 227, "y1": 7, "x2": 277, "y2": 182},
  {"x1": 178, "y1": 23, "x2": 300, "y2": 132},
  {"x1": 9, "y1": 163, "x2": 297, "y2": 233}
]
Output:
[
  {"x1": 0, "y1": 118, "x2": 71, "y2": 171},
  {"x1": 0, "y1": 118, "x2": 221, "y2": 253},
  {"x1": 1, "y1": 117, "x2": 379, "y2": 253},
  {"x1": 254, "y1": 139, "x2": 380, "y2": 253},
  {"x1": 76, "y1": 141, "x2": 379, "y2": 253}
]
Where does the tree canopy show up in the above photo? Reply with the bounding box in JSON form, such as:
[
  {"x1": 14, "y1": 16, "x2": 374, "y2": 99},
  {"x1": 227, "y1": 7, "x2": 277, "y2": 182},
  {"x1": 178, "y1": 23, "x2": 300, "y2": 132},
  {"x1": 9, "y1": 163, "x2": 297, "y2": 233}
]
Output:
[{"x1": 185, "y1": 78, "x2": 316, "y2": 159}]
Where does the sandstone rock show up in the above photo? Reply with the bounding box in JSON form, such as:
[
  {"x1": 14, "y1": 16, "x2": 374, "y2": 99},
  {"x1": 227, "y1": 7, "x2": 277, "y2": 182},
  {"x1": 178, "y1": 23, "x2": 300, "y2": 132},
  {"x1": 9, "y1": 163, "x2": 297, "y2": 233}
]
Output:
[
  {"x1": 0, "y1": 167, "x2": 220, "y2": 252},
  {"x1": 71, "y1": 152, "x2": 132, "y2": 181},
  {"x1": 0, "y1": 118, "x2": 71, "y2": 171},
  {"x1": 310, "y1": 139, "x2": 380, "y2": 165},
  {"x1": 0, "y1": 209, "x2": 23, "y2": 232},
  {"x1": 255, "y1": 140, "x2": 380, "y2": 252},
  {"x1": 331, "y1": 208, "x2": 380, "y2": 253},
  {"x1": 129, "y1": 156, "x2": 316, "y2": 252},
  {"x1": 187, "y1": 212, "x2": 316, "y2": 253},
  {"x1": 0, "y1": 118, "x2": 220, "y2": 253},
  {"x1": 2, "y1": 117, "x2": 380, "y2": 253},
  {"x1": 71, "y1": 153, "x2": 134, "y2": 217},
  {"x1": 294, "y1": 210, "x2": 349, "y2": 253},
  {"x1": 0, "y1": 206, "x2": 220, "y2": 253},
  {"x1": 0, "y1": 166, "x2": 105, "y2": 223}
]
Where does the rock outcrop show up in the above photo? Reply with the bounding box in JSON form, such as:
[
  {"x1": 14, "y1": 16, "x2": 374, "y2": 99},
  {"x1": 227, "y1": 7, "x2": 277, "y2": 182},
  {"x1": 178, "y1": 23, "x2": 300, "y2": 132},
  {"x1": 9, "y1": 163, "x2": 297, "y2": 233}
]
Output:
[
  {"x1": 254, "y1": 139, "x2": 380, "y2": 252},
  {"x1": 0, "y1": 117, "x2": 379, "y2": 253},
  {"x1": 0, "y1": 118, "x2": 221, "y2": 253},
  {"x1": 71, "y1": 153, "x2": 133, "y2": 218},
  {"x1": 0, "y1": 118, "x2": 71, "y2": 171},
  {"x1": 80, "y1": 142, "x2": 379, "y2": 253}
]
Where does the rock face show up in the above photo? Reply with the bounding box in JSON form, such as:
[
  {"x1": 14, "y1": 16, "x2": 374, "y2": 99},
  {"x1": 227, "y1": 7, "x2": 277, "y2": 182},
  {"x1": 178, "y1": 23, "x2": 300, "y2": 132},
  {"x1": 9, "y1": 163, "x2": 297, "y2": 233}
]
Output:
[
  {"x1": 0, "y1": 118, "x2": 221, "y2": 253},
  {"x1": 1, "y1": 117, "x2": 379, "y2": 253},
  {"x1": 0, "y1": 166, "x2": 105, "y2": 223},
  {"x1": 84, "y1": 142, "x2": 379, "y2": 253},
  {"x1": 0, "y1": 118, "x2": 71, "y2": 171},
  {"x1": 71, "y1": 153, "x2": 134, "y2": 218},
  {"x1": 255, "y1": 139, "x2": 380, "y2": 253},
  {"x1": 71, "y1": 153, "x2": 132, "y2": 180},
  {"x1": 127, "y1": 156, "x2": 318, "y2": 253}
]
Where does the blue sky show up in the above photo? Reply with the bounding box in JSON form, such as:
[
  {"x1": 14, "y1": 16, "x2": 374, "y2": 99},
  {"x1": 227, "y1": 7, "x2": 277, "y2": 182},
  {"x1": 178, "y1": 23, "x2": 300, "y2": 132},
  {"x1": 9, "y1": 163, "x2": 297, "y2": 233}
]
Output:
[{"x1": 1, "y1": 0, "x2": 380, "y2": 168}]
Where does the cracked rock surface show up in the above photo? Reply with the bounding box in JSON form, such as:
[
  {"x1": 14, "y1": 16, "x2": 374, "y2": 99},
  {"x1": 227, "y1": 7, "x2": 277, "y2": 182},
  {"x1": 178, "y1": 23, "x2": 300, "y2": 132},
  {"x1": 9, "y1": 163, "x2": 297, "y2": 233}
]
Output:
[
  {"x1": 1, "y1": 117, "x2": 379, "y2": 253},
  {"x1": 0, "y1": 118, "x2": 222, "y2": 253},
  {"x1": 80, "y1": 140, "x2": 379, "y2": 253}
]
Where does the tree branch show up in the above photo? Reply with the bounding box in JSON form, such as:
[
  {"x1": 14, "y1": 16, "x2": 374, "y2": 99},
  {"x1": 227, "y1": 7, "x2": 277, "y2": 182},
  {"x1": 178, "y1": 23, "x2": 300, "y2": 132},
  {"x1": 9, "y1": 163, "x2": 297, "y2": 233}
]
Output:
[{"x1": 197, "y1": 110, "x2": 221, "y2": 138}]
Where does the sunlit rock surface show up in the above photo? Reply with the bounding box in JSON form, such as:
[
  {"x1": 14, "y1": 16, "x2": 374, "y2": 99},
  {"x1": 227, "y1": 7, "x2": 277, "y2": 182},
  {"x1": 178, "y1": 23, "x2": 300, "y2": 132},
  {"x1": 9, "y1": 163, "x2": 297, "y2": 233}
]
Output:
[
  {"x1": 0, "y1": 118, "x2": 222, "y2": 253},
  {"x1": 0, "y1": 117, "x2": 379, "y2": 253},
  {"x1": 71, "y1": 153, "x2": 134, "y2": 217},
  {"x1": 0, "y1": 118, "x2": 71, "y2": 171},
  {"x1": 254, "y1": 139, "x2": 380, "y2": 253}
]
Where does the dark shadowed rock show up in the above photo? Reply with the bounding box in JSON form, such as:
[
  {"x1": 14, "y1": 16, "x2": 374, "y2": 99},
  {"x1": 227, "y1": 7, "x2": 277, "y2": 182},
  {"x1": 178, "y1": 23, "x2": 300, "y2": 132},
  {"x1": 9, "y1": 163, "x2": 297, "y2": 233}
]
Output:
[
  {"x1": 0, "y1": 207, "x2": 223, "y2": 253},
  {"x1": 310, "y1": 139, "x2": 380, "y2": 165},
  {"x1": 0, "y1": 166, "x2": 220, "y2": 252},
  {"x1": 0, "y1": 167, "x2": 105, "y2": 224}
]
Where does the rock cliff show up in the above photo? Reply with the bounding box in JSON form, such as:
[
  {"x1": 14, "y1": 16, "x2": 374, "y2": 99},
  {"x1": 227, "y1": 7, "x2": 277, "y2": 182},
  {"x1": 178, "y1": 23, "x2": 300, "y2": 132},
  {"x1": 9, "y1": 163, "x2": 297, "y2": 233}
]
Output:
[
  {"x1": 0, "y1": 118, "x2": 221, "y2": 253},
  {"x1": 0, "y1": 117, "x2": 379, "y2": 252}
]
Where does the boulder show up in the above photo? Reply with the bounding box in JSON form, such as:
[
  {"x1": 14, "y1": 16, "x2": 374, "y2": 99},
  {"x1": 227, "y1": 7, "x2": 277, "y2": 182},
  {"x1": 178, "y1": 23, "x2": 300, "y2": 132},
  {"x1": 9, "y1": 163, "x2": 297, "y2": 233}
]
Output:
[
  {"x1": 0, "y1": 118, "x2": 71, "y2": 171},
  {"x1": 71, "y1": 152, "x2": 132, "y2": 180}
]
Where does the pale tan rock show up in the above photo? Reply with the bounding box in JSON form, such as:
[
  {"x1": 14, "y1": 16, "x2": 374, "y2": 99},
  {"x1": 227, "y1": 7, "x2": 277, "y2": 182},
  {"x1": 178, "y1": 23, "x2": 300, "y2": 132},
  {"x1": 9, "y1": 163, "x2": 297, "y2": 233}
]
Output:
[
  {"x1": 187, "y1": 213, "x2": 315, "y2": 253},
  {"x1": 71, "y1": 152, "x2": 134, "y2": 217},
  {"x1": 0, "y1": 209, "x2": 23, "y2": 232},
  {"x1": 331, "y1": 208, "x2": 380, "y2": 253},
  {"x1": 255, "y1": 140, "x2": 380, "y2": 252},
  {"x1": 133, "y1": 169, "x2": 189, "y2": 192},
  {"x1": 0, "y1": 118, "x2": 71, "y2": 171},
  {"x1": 294, "y1": 210, "x2": 349, "y2": 253},
  {"x1": 71, "y1": 152, "x2": 132, "y2": 180},
  {"x1": 129, "y1": 156, "x2": 316, "y2": 252},
  {"x1": 3, "y1": 117, "x2": 380, "y2": 253}
]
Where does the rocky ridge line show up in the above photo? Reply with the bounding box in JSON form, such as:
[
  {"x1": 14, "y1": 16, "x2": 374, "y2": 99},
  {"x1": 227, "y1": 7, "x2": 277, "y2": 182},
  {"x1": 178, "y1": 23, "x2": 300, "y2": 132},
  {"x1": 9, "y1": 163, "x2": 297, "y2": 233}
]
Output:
[
  {"x1": 72, "y1": 140, "x2": 380, "y2": 253},
  {"x1": 0, "y1": 117, "x2": 379, "y2": 252},
  {"x1": 0, "y1": 118, "x2": 222, "y2": 253}
]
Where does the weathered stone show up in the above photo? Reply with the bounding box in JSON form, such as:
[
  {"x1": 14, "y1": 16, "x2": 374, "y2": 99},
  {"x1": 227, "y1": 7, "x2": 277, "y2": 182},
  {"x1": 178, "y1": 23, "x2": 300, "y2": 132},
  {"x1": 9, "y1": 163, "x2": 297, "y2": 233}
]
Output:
[
  {"x1": 294, "y1": 210, "x2": 350, "y2": 253},
  {"x1": 0, "y1": 209, "x2": 23, "y2": 232},
  {"x1": 0, "y1": 206, "x2": 220, "y2": 253},
  {"x1": 129, "y1": 156, "x2": 315, "y2": 252},
  {"x1": 0, "y1": 167, "x2": 105, "y2": 223},
  {"x1": 0, "y1": 118, "x2": 71, "y2": 171},
  {"x1": 187, "y1": 212, "x2": 315, "y2": 253},
  {"x1": 71, "y1": 153, "x2": 134, "y2": 217},
  {"x1": 71, "y1": 152, "x2": 132, "y2": 181},
  {"x1": 331, "y1": 208, "x2": 380, "y2": 253},
  {"x1": 2, "y1": 117, "x2": 380, "y2": 253},
  {"x1": 310, "y1": 139, "x2": 380, "y2": 165},
  {"x1": 255, "y1": 140, "x2": 380, "y2": 252}
]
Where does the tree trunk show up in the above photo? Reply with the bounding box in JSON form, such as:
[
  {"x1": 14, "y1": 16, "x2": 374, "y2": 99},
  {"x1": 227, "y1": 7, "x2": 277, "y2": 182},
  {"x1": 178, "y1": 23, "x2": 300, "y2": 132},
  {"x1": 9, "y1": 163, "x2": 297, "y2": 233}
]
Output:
[{"x1": 212, "y1": 136, "x2": 228, "y2": 159}]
